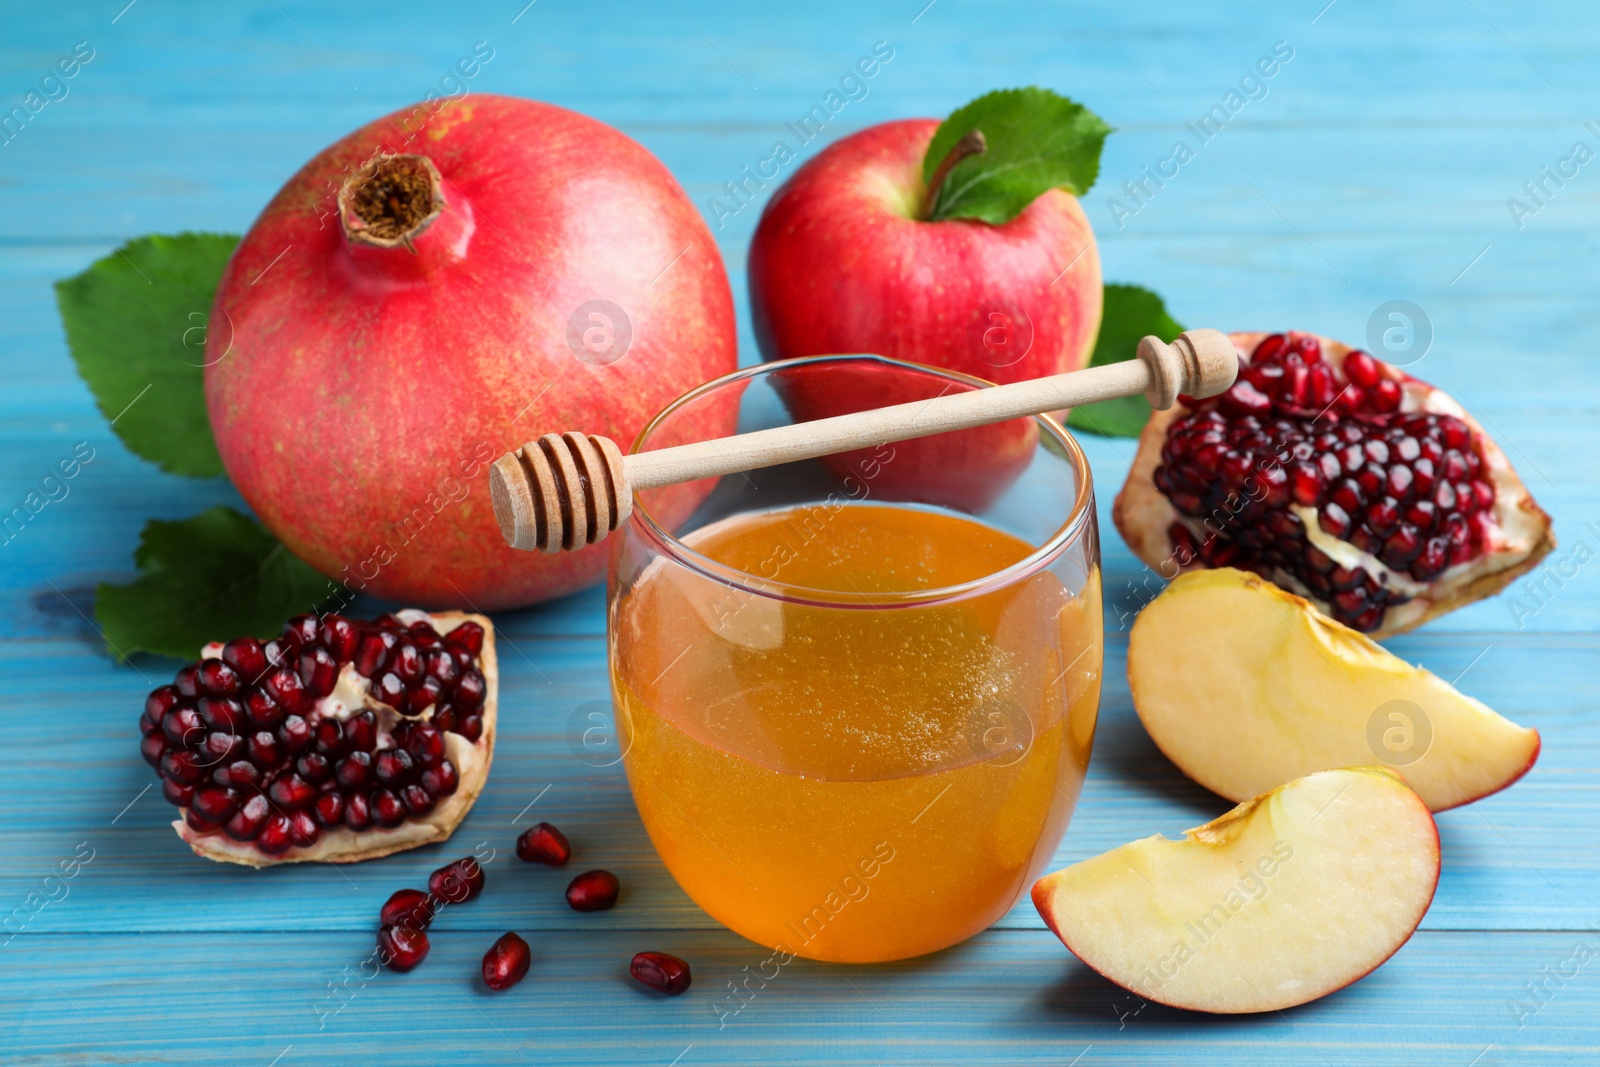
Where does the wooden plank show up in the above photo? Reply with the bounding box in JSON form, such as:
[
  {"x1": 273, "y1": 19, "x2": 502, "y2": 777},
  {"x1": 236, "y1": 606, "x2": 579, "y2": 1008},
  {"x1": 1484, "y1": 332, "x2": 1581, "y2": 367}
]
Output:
[{"x1": 7, "y1": 928, "x2": 1598, "y2": 1065}]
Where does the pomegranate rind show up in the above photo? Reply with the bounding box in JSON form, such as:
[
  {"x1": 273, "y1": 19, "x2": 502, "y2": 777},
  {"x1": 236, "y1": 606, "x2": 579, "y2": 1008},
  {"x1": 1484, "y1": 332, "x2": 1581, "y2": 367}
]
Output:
[
  {"x1": 173, "y1": 611, "x2": 497, "y2": 868},
  {"x1": 1112, "y1": 331, "x2": 1555, "y2": 638}
]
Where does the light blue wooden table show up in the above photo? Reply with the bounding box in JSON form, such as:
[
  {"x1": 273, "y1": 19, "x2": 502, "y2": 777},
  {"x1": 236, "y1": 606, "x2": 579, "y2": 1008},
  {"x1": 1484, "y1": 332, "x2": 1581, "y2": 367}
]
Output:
[{"x1": 4, "y1": 1, "x2": 1597, "y2": 1063}]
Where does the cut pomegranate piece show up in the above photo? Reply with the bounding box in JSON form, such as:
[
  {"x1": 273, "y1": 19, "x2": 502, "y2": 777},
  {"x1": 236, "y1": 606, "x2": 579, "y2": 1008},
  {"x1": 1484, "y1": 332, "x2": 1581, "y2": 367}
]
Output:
[
  {"x1": 516, "y1": 822, "x2": 571, "y2": 867},
  {"x1": 1113, "y1": 331, "x2": 1554, "y2": 635},
  {"x1": 566, "y1": 870, "x2": 620, "y2": 912},
  {"x1": 481, "y1": 932, "x2": 532, "y2": 991},
  {"x1": 630, "y1": 951, "x2": 692, "y2": 995},
  {"x1": 145, "y1": 610, "x2": 498, "y2": 867}
]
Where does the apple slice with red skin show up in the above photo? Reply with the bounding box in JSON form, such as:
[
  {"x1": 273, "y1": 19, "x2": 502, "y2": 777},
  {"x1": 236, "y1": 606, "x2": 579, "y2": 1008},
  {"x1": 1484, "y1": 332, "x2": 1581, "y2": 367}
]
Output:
[
  {"x1": 1032, "y1": 767, "x2": 1440, "y2": 1014},
  {"x1": 1128, "y1": 568, "x2": 1539, "y2": 812}
]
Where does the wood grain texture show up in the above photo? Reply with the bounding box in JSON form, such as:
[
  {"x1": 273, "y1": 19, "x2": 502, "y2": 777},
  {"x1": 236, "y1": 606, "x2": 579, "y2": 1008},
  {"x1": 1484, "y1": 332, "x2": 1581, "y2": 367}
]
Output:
[{"x1": 2, "y1": 0, "x2": 1597, "y2": 1062}]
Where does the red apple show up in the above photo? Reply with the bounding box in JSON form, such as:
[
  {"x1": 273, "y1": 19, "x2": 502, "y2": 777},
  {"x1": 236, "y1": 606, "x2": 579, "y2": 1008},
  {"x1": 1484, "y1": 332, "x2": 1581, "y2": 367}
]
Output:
[
  {"x1": 206, "y1": 95, "x2": 736, "y2": 609},
  {"x1": 748, "y1": 117, "x2": 1101, "y2": 512}
]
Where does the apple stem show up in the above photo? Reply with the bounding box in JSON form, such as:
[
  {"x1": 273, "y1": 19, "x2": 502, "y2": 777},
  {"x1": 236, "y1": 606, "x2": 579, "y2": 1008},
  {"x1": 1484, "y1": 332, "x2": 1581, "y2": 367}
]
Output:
[{"x1": 921, "y1": 129, "x2": 987, "y2": 220}]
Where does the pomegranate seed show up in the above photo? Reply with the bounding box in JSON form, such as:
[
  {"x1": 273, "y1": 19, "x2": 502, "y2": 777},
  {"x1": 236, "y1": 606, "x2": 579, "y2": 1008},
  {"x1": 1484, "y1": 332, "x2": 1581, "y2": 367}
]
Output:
[
  {"x1": 346, "y1": 710, "x2": 378, "y2": 751},
  {"x1": 405, "y1": 725, "x2": 445, "y2": 766},
  {"x1": 299, "y1": 645, "x2": 339, "y2": 698},
  {"x1": 319, "y1": 614, "x2": 358, "y2": 660},
  {"x1": 354, "y1": 633, "x2": 390, "y2": 677},
  {"x1": 257, "y1": 813, "x2": 295, "y2": 854},
  {"x1": 268, "y1": 772, "x2": 316, "y2": 810},
  {"x1": 375, "y1": 613, "x2": 407, "y2": 631},
  {"x1": 313, "y1": 719, "x2": 346, "y2": 757},
  {"x1": 1366, "y1": 499, "x2": 1401, "y2": 537},
  {"x1": 630, "y1": 951, "x2": 692, "y2": 995},
  {"x1": 458, "y1": 715, "x2": 484, "y2": 743},
  {"x1": 1318, "y1": 502, "x2": 1351, "y2": 539},
  {"x1": 336, "y1": 750, "x2": 374, "y2": 790},
  {"x1": 455, "y1": 671, "x2": 486, "y2": 710},
  {"x1": 408, "y1": 677, "x2": 444, "y2": 715},
  {"x1": 279, "y1": 714, "x2": 314, "y2": 754},
  {"x1": 161, "y1": 748, "x2": 205, "y2": 784},
  {"x1": 191, "y1": 786, "x2": 240, "y2": 823},
  {"x1": 140, "y1": 733, "x2": 169, "y2": 768},
  {"x1": 482, "y1": 932, "x2": 532, "y2": 991},
  {"x1": 197, "y1": 659, "x2": 241, "y2": 697},
  {"x1": 226, "y1": 793, "x2": 270, "y2": 841},
  {"x1": 432, "y1": 706, "x2": 458, "y2": 733},
  {"x1": 248, "y1": 730, "x2": 283, "y2": 768},
  {"x1": 1287, "y1": 333, "x2": 1322, "y2": 362},
  {"x1": 516, "y1": 822, "x2": 571, "y2": 866},
  {"x1": 401, "y1": 784, "x2": 435, "y2": 817},
  {"x1": 213, "y1": 759, "x2": 260, "y2": 789},
  {"x1": 344, "y1": 792, "x2": 373, "y2": 831},
  {"x1": 372, "y1": 672, "x2": 405, "y2": 709},
  {"x1": 447, "y1": 621, "x2": 485, "y2": 655},
  {"x1": 174, "y1": 664, "x2": 201, "y2": 699},
  {"x1": 371, "y1": 789, "x2": 407, "y2": 828},
  {"x1": 198, "y1": 696, "x2": 244, "y2": 733},
  {"x1": 1344, "y1": 349, "x2": 1380, "y2": 387},
  {"x1": 244, "y1": 688, "x2": 284, "y2": 730},
  {"x1": 1289, "y1": 463, "x2": 1324, "y2": 506},
  {"x1": 566, "y1": 870, "x2": 619, "y2": 912},
  {"x1": 390, "y1": 643, "x2": 423, "y2": 685},
  {"x1": 381, "y1": 888, "x2": 436, "y2": 931},
  {"x1": 420, "y1": 759, "x2": 459, "y2": 798},
  {"x1": 374, "y1": 748, "x2": 415, "y2": 787},
  {"x1": 263, "y1": 668, "x2": 310, "y2": 715},
  {"x1": 222, "y1": 637, "x2": 268, "y2": 681},
  {"x1": 430, "y1": 857, "x2": 486, "y2": 904},
  {"x1": 297, "y1": 752, "x2": 333, "y2": 785},
  {"x1": 377, "y1": 924, "x2": 430, "y2": 972},
  {"x1": 163, "y1": 705, "x2": 204, "y2": 747},
  {"x1": 162, "y1": 777, "x2": 195, "y2": 807},
  {"x1": 185, "y1": 809, "x2": 224, "y2": 836},
  {"x1": 283, "y1": 614, "x2": 320, "y2": 645},
  {"x1": 1412, "y1": 537, "x2": 1450, "y2": 580},
  {"x1": 287, "y1": 809, "x2": 320, "y2": 847},
  {"x1": 1252, "y1": 333, "x2": 1290, "y2": 364}
]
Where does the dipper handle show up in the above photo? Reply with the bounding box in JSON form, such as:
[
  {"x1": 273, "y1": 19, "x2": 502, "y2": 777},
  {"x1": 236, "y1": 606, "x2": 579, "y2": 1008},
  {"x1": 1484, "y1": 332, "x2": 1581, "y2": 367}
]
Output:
[{"x1": 490, "y1": 328, "x2": 1238, "y2": 553}]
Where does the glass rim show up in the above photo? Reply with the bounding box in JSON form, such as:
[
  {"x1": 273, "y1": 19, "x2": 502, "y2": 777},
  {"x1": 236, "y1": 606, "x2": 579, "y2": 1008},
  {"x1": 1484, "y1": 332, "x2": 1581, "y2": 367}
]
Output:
[{"x1": 626, "y1": 354, "x2": 1097, "y2": 609}]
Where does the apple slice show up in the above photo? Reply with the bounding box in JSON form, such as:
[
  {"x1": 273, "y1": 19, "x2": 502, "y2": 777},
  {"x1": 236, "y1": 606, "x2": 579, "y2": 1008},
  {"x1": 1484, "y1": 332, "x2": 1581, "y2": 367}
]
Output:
[
  {"x1": 1128, "y1": 567, "x2": 1539, "y2": 812},
  {"x1": 1033, "y1": 767, "x2": 1440, "y2": 1013}
]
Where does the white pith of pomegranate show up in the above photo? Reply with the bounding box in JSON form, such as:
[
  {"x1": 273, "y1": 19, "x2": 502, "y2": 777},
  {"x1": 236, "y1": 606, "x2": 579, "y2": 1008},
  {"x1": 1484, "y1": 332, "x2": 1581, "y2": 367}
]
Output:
[
  {"x1": 1113, "y1": 331, "x2": 1554, "y2": 636},
  {"x1": 139, "y1": 610, "x2": 497, "y2": 867}
]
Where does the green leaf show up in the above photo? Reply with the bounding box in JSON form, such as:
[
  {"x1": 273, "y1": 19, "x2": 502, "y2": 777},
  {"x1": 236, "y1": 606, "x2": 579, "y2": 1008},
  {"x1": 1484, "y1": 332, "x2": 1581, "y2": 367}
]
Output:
[
  {"x1": 1068, "y1": 284, "x2": 1186, "y2": 438},
  {"x1": 55, "y1": 233, "x2": 239, "y2": 478},
  {"x1": 96, "y1": 507, "x2": 339, "y2": 661},
  {"x1": 924, "y1": 88, "x2": 1111, "y2": 224}
]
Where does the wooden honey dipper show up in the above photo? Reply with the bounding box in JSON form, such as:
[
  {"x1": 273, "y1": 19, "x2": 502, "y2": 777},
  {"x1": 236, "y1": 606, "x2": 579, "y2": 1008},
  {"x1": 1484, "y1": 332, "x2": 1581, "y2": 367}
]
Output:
[{"x1": 489, "y1": 328, "x2": 1239, "y2": 552}]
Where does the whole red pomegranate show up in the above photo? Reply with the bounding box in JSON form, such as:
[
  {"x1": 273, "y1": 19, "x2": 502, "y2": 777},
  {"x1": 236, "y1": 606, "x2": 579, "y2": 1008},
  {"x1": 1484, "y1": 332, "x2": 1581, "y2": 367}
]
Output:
[{"x1": 206, "y1": 96, "x2": 736, "y2": 609}]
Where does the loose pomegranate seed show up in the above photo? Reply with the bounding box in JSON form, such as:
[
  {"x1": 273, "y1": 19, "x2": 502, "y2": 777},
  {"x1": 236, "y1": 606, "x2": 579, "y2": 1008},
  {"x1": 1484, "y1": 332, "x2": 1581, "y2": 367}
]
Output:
[
  {"x1": 377, "y1": 924, "x2": 430, "y2": 972},
  {"x1": 630, "y1": 951, "x2": 692, "y2": 995},
  {"x1": 482, "y1": 932, "x2": 532, "y2": 991},
  {"x1": 1151, "y1": 334, "x2": 1499, "y2": 631},
  {"x1": 516, "y1": 822, "x2": 571, "y2": 866},
  {"x1": 430, "y1": 857, "x2": 487, "y2": 904},
  {"x1": 381, "y1": 888, "x2": 436, "y2": 931},
  {"x1": 566, "y1": 870, "x2": 619, "y2": 912}
]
